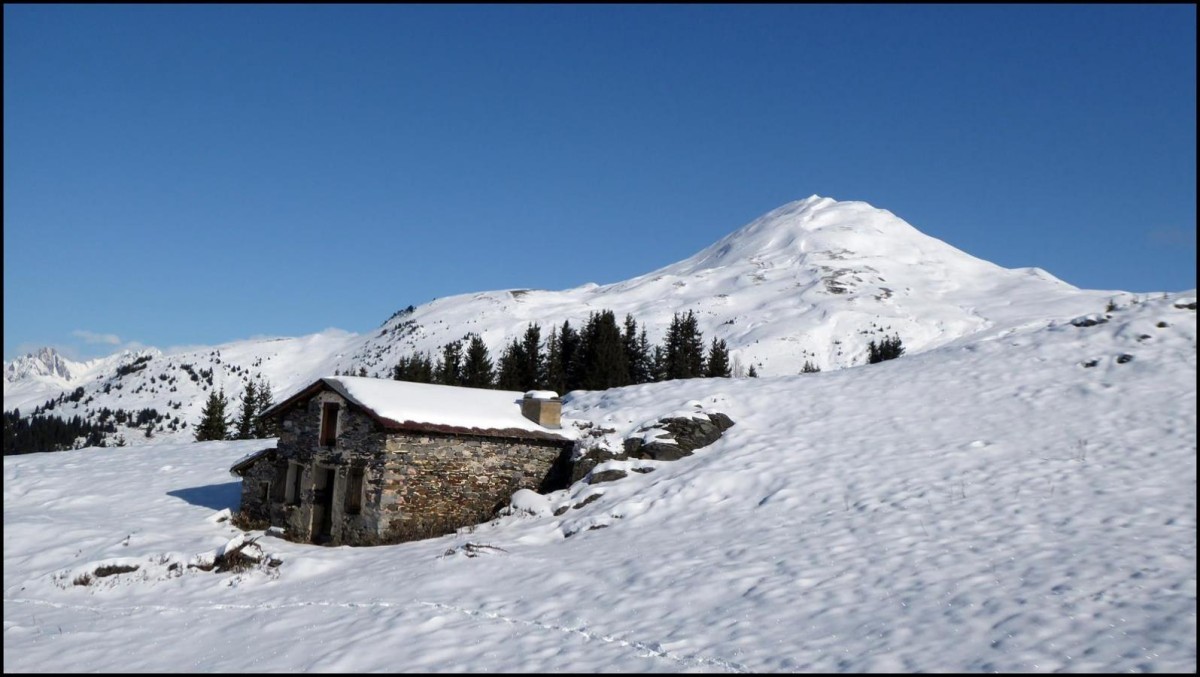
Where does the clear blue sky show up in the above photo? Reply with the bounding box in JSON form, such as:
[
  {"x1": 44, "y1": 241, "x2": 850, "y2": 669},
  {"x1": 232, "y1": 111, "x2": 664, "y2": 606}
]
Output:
[{"x1": 4, "y1": 4, "x2": 1196, "y2": 361}]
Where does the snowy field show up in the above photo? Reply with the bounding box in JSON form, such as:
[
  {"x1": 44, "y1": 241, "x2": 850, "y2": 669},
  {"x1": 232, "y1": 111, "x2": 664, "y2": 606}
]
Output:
[{"x1": 4, "y1": 294, "x2": 1195, "y2": 672}]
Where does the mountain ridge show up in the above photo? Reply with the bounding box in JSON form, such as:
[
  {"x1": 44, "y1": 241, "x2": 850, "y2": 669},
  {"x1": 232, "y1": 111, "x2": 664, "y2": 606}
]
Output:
[{"x1": 3, "y1": 196, "x2": 1170, "y2": 447}]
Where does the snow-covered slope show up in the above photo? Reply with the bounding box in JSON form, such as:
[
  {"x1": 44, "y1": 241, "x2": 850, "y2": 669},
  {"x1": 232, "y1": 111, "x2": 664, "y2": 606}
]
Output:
[
  {"x1": 351, "y1": 196, "x2": 1119, "y2": 379},
  {"x1": 0, "y1": 196, "x2": 1155, "y2": 446},
  {"x1": 2, "y1": 347, "x2": 157, "y2": 414},
  {"x1": 4, "y1": 292, "x2": 1194, "y2": 672}
]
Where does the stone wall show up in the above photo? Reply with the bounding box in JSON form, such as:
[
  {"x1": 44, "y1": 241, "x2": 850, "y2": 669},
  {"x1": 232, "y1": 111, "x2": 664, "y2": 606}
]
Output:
[
  {"x1": 378, "y1": 432, "x2": 572, "y2": 542},
  {"x1": 234, "y1": 449, "x2": 278, "y2": 525}
]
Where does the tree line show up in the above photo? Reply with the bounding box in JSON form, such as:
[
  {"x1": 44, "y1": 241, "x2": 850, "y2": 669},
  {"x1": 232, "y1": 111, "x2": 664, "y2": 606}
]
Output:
[
  {"x1": 2, "y1": 409, "x2": 118, "y2": 455},
  {"x1": 388, "y1": 310, "x2": 733, "y2": 392},
  {"x1": 194, "y1": 378, "x2": 278, "y2": 442}
]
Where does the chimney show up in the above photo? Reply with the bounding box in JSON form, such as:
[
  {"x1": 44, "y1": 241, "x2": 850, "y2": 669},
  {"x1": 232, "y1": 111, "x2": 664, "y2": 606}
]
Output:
[{"x1": 520, "y1": 391, "x2": 562, "y2": 429}]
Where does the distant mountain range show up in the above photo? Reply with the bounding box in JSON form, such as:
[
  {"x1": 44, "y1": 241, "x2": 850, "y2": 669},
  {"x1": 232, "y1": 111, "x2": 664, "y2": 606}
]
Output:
[{"x1": 3, "y1": 196, "x2": 1143, "y2": 446}]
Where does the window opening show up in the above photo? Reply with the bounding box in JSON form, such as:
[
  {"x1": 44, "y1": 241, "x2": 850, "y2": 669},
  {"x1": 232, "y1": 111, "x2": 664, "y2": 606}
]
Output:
[{"x1": 319, "y1": 402, "x2": 340, "y2": 447}]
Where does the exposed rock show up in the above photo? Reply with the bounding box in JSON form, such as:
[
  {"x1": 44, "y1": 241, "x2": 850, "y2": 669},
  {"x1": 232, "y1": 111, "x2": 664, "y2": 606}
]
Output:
[
  {"x1": 572, "y1": 493, "x2": 603, "y2": 509},
  {"x1": 570, "y1": 447, "x2": 628, "y2": 484},
  {"x1": 588, "y1": 469, "x2": 628, "y2": 485},
  {"x1": 623, "y1": 413, "x2": 735, "y2": 461}
]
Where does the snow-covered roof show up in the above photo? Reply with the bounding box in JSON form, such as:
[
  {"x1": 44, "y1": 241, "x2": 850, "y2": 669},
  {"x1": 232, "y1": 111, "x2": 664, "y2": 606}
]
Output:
[
  {"x1": 266, "y1": 377, "x2": 574, "y2": 443},
  {"x1": 229, "y1": 447, "x2": 276, "y2": 476}
]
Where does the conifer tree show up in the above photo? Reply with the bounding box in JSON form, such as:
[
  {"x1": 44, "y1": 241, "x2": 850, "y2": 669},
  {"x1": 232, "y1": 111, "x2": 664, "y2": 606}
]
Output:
[
  {"x1": 663, "y1": 310, "x2": 706, "y2": 380},
  {"x1": 543, "y1": 326, "x2": 561, "y2": 390},
  {"x1": 194, "y1": 389, "x2": 230, "y2": 442},
  {"x1": 747, "y1": 364, "x2": 759, "y2": 378},
  {"x1": 234, "y1": 381, "x2": 258, "y2": 440},
  {"x1": 544, "y1": 320, "x2": 582, "y2": 393},
  {"x1": 496, "y1": 324, "x2": 544, "y2": 391},
  {"x1": 436, "y1": 341, "x2": 465, "y2": 386},
  {"x1": 253, "y1": 378, "x2": 277, "y2": 438},
  {"x1": 392, "y1": 356, "x2": 410, "y2": 381},
  {"x1": 867, "y1": 334, "x2": 905, "y2": 364},
  {"x1": 651, "y1": 345, "x2": 667, "y2": 382},
  {"x1": 520, "y1": 323, "x2": 544, "y2": 390},
  {"x1": 394, "y1": 353, "x2": 436, "y2": 383},
  {"x1": 579, "y1": 310, "x2": 629, "y2": 390},
  {"x1": 462, "y1": 335, "x2": 495, "y2": 388},
  {"x1": 801, "y1": 360, "x2": 821, "y2": 373},
  {"x1": 496, "y1": 338, "x2": 525, "y2": 391},
  {"x1": 623, "y1": 316, "x2": 652, "y2": 384},
  {"x1": 705, "y1": 337, "x2": 731, "y2": 378},
  {"x1": 411, "y1": 352, "x2": 435, "y2": 383}
]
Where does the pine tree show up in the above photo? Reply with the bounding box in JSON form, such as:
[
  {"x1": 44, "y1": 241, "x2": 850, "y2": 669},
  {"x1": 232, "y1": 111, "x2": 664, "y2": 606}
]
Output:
[
  {"x1": 394, "y1": 353, "x2": 436, "y2": 383},
  {"x1": 545, "y1": 320, "x2": 581, "y2": 393},
  {"x1": 392, "y1": 356, "x2": 410, "y2": 381},
  {"x1": 747, "y1": 364, "x2": 759, "y2": 378},
  {"x1": 705, "y1": 337, "x2": 731, "y2": 378},
  {"x1": 495, "y1": 324, "x2": 544, "y2": 391},
  {"x1": 436, "y1": 341, "x2": 465, "y2": 386},
  {"x1": 579, "y1": 310, "x2": 629, "y2": 390},
  {"x1": 867, "y1": 334, "x2": 905, "y2": 364},
  {"x1": 462, "y1": 335, "x2": 495, "y2": 388},
  {"x1": 663, "y1": 311, "x2": 706, "y2": 380},
  {"x1": 496, "y1": 338, "x2": 525, "y2": 391},
  {"x1": 650, "y1": 345, "x2": 667, "y2": 382},
  {"x1": 411, "y1": 352, "x2": 435, "y2": 383},
  {"x1": 234, "y1": 380, "x2": 258, "y2": 440},
  {"x1": 543, "y1": 326, "x2": 561, "y2": 391},
  {"x1": 801, "y1": 360, "x2": 821, "y2": 373},
  {"x1": 253, "y1": 378, "x2": 277, "y2": 438},
  {"x1": 194, "y1": 389, "x2": 230, "y2": 442},
  {"x1": 623, "y1": 316, "x2": 652, "y2": 384},
  {"x1": 520, "y1": 323, "x2": 544, "y2": 390}
]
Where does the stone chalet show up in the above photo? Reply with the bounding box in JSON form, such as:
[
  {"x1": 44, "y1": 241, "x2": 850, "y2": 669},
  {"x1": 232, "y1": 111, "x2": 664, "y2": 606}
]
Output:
[{"x1": 230, "y1": 376, "x2": 575, "y2": 546}]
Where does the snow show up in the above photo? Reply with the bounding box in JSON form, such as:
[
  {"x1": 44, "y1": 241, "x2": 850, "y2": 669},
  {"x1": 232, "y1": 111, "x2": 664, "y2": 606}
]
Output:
[
  {"x1": 4, "y1": 293, "x2": 1194, "y2": 672},
  {"x1": 321, "y1": 377, "x2": 572, "y2": 439},
  {"x1": 4, "y1": 196, "x2": 1131, "y2": 450},
  {"x1": 525, "y1": 390, "x2": 560, "y2": 400}
]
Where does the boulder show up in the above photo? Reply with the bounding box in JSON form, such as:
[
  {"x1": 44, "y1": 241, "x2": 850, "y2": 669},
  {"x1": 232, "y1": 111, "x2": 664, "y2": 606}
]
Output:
[
  {"x1": 624, "y1": 413, "x2": 734, "y2": 462},
  {"x1": 570, "y1": 447, "x2": 628, "y2": 484}
]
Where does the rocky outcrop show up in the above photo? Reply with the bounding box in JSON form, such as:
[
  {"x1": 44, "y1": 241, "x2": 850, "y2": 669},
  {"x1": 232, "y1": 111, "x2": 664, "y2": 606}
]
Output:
[
  {"x1": 570, "y1": 447, "x2": 627, "y2": 484},
  {"x1": 622, "y1": 413, "x2": 734, "y2": 461}
]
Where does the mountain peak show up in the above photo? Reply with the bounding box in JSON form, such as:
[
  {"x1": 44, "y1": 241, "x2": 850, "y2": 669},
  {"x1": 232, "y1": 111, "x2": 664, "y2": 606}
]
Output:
[
  {"x1": 664, "y1": 196, "x2": 945, "y2": 275},
  {"x1": 4, "y1": 347, "x2": 77, "y2": 383}
]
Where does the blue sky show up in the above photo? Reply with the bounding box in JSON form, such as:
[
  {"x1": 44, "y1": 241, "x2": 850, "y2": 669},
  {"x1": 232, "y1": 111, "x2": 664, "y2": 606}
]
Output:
[{"x1": 4, "y1": 4, "x2": 1195, "y2": 361}]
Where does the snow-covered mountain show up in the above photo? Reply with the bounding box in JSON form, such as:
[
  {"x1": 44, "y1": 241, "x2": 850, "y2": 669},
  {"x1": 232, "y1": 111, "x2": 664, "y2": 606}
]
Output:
[
  {"x1": 348, "y1": 196, "x2": 1118, "y2": 377},
  {"x1": 4, "y1": 290, "x2": 1195, "y2": 672},
  {"x1": 0, "y1": 196, "x2": 1156, "y2": 445},
  {"x1": 4, "y1": 347, "x2": 81, "y2": 383},
  {"x1": 2, "y1": 347, "x2": 163, "y2": 415}
]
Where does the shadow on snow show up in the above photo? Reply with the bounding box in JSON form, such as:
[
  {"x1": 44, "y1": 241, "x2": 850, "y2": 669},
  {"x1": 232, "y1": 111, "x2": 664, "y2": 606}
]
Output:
[{"x1": 167, "y1": 481, "x2": 242, "y2": 511}]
